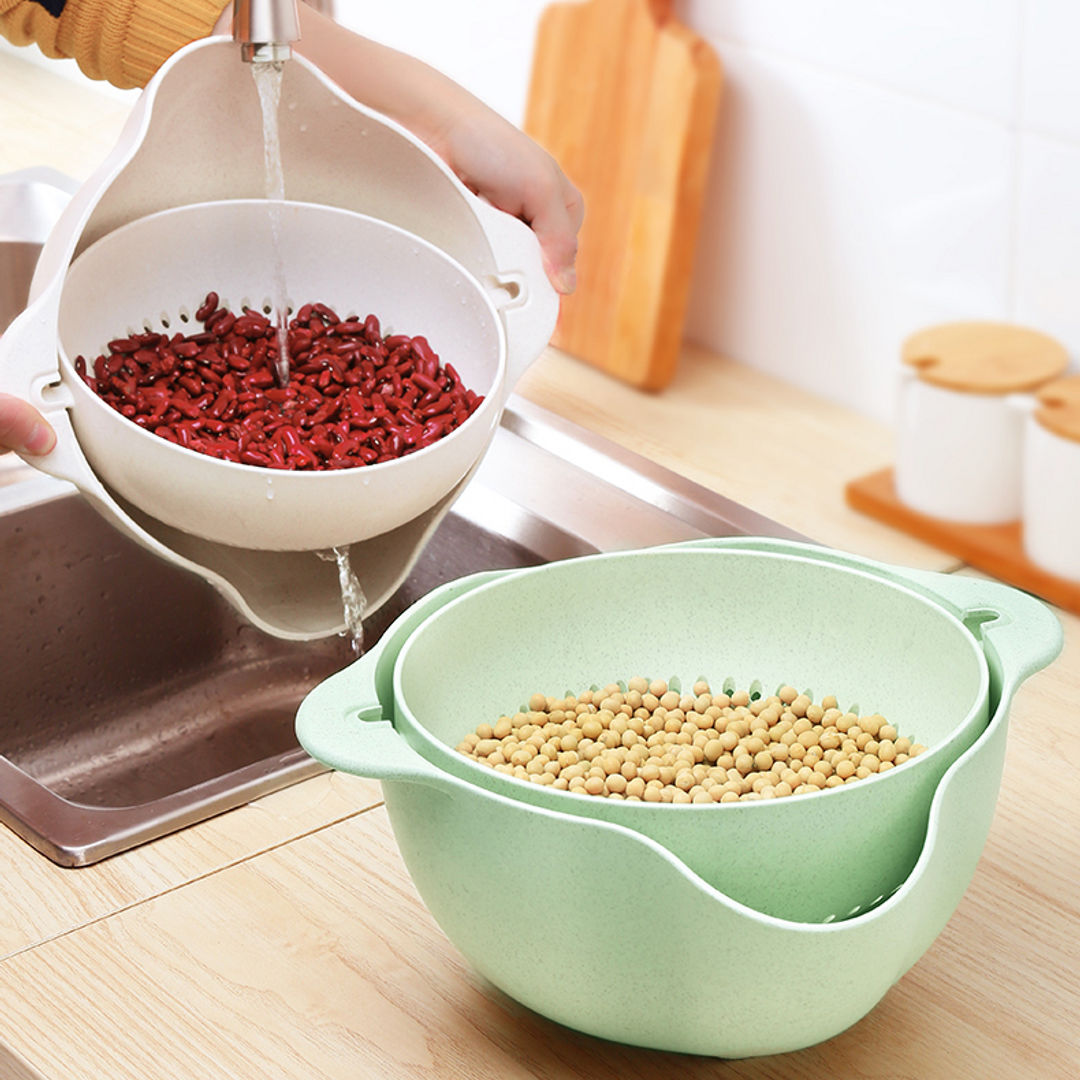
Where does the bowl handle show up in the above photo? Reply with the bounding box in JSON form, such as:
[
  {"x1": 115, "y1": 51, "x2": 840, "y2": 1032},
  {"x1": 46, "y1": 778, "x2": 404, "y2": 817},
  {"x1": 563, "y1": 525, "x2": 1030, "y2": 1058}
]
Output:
[
  {"x1": 471, "y1": 198, "x2": 561, "y2": 394},
  {"x1": 663, "y1": 536, "x2": 1064, "y2": 693},
  {"x1": 297, "y1": 698, "x2": 449, "y2": 784}
]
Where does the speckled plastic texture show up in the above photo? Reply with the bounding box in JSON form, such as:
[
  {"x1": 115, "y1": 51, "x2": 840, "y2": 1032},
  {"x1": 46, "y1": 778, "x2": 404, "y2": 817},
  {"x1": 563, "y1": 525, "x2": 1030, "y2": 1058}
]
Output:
[{"x1": 296, "y1": 537, "x2": 1062, "y2": 1057}]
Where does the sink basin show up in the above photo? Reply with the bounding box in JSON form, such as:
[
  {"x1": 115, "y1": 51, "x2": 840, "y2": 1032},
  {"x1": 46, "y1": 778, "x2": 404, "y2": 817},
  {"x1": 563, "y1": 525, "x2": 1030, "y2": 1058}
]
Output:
[
  {"x1": 0, "y1": 459, "x2": 557, "y2": 865},
  {"x1": 0, "y1": 391, "x2": 801, "y2": 866},
  {"x1": 0, "y1": 168, "x2": 803, "y2": 866}
]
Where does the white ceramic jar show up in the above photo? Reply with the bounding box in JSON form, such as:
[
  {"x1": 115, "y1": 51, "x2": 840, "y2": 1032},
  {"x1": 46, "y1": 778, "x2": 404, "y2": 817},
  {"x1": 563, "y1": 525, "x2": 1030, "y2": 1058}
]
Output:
[
  {"x1": 1021, "y1": 376, "x2": 1080, "y2": 581},
  {"x1": 894, "y1": 322, "x2": 1068, "y2": 524}
]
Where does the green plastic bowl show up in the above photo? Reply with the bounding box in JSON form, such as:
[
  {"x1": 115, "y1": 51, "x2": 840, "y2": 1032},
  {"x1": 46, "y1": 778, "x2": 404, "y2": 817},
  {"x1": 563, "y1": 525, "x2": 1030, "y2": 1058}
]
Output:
[
  {"x1": 306, "y1": 542, "x2": 992, "y2": 922},
  {"x1": 297, "y1": 538, "x2": 1061, "y2": 1056}
]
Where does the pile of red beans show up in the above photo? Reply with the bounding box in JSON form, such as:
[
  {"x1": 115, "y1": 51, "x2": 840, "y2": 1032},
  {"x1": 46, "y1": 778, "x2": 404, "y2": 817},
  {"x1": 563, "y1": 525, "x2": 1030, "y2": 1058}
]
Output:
[{"x1": 74, "y1": 292, "x2": 484, "y2": 469}]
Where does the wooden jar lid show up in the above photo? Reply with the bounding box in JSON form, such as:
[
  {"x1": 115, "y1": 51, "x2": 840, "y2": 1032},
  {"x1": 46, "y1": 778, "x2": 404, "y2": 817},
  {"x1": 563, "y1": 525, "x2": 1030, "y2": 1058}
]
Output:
[
  {"x1": 1035, "y1": 375, "x2": 1080, "y2": 445},
  {"x1": 902, "y1": 321, "x2": 1068, "y2": 394}
]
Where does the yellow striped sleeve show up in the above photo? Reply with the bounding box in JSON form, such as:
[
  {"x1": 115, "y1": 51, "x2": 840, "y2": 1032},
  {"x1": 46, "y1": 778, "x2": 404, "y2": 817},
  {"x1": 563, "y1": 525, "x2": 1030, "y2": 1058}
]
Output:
[{"x1": 1, "y1": 0, "x2": 228, "y2": 88}]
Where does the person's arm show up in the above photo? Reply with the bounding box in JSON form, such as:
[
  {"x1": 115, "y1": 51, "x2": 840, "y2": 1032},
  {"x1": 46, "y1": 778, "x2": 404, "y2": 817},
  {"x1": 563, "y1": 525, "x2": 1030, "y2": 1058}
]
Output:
[
  {"x1": 214, "y1": 5, "x2": 582, "y2": 294},
  {"x1": 0, "y1": 3, "x2": 581, "y2": 452},
  {"x1": 295, "y1": 8, "x2": 582, "y2": 294}
]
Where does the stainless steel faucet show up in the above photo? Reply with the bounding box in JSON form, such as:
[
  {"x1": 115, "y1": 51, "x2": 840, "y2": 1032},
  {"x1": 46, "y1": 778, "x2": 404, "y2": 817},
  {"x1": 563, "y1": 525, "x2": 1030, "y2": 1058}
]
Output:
[{"x1": 233, "y1": 0, "x2": 302, "y2": 63}]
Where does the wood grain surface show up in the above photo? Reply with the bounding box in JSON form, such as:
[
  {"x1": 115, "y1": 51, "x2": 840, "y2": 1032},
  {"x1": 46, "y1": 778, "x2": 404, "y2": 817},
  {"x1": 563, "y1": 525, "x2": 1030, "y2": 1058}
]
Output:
[
  {"x1": 846, "y1": 467, "x2": 1080, "y2": 616},
  {"x1": 518, "y1": 345, "x2": 961, "y2": 570},
  {"x1": 0, "y1": 772, "x2": 382, "y2": 960},
  {"x1": 524, "y1": 0, "x2": 722, "y2": 390}
]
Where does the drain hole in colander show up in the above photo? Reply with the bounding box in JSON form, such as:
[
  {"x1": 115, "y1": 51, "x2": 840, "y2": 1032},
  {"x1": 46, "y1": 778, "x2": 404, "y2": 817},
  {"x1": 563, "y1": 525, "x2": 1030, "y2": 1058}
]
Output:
[
  {"x1": 247, "y1": 297, "x2": 295, "y2": 318},
  {"x1": 522, "y1": 676, "x2": 870, "y2": 717},
  {"x1": 826, "y1": 882, "x2": 904, "y2": 924}
]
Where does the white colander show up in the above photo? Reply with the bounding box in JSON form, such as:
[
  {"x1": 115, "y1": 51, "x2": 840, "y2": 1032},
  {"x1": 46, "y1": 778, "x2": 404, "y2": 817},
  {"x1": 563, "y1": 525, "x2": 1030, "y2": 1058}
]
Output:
[
  {"x1": 0, "y1": 38, "x2": 558, "y2": 638},
  {"x1": 58, "y1": 198, "x2": 517, "y2": 551}
]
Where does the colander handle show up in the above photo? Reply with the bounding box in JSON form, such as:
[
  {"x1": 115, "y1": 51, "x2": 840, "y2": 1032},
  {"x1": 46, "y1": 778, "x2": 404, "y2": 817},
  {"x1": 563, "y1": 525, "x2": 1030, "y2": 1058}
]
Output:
[
  {"x1": 0, "y1": 281, "x2": 107, "y2": 495},
  {"x1": 471, "y1": 198, "x2": 561, "y2": 394},
  {"x1": 664, "y1": 536, "x2": 1064, "y2": 695}
]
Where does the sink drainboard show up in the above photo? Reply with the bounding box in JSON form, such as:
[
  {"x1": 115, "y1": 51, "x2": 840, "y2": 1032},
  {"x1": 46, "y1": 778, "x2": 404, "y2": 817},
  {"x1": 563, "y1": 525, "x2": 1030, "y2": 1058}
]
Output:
[{"x1": 0, "y1": 394, "x2": 803, "y2": 865}]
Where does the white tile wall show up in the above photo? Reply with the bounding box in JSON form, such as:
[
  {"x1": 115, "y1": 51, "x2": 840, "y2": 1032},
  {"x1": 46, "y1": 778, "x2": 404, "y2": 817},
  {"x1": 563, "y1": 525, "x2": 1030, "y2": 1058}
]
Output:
[
  {"x1": 332, "y1": 0, "x2": 550, "y2": 124},
  {"x1": 682, "y1": 45, "x2": 1015, "y2": 421},
  {"x1": 674, "y1": 0, "x2": 1080, "y2": 423},
  {"x1": 1014, "y1": 134, "x2": 1080, "y2": 349},
  {"x1": 1020, "y1": 0, "x2": 1080, "y2": 139},
  {"x1": 682, "y1": 0, "x2": 1023, "y2": 124}
]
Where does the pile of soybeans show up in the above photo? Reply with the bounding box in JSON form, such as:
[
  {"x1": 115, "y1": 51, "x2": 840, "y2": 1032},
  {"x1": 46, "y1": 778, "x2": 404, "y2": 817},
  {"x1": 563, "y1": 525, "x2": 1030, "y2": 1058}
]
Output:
[{"x1": 455, "y1": 678, "x2": 926, "y2": 803}]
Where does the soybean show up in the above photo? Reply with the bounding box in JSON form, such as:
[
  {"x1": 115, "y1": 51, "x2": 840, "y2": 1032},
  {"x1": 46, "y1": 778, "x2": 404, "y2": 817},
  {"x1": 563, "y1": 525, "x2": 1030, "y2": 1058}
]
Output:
[{"x1": 456, "y1": 680, "x2": 926, "y2": 803}]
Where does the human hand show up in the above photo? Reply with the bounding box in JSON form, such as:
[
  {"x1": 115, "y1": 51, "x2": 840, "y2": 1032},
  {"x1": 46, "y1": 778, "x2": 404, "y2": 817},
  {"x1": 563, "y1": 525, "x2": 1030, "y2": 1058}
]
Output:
[
  {"x1": 0, "y1": 394, "x2": 55, "y2": 456},
  {"x1": 412, "y1": 99, "x2": 584, "y2": 296},
  {"x1": 289, "y1": 8, "x2": 584, "y2": 295}
]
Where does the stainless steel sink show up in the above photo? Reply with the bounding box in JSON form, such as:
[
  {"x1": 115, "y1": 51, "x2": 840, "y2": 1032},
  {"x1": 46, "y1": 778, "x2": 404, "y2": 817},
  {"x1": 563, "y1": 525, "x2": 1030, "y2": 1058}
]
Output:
[
  {"x1": 0, "y1": 396, "x2": 803, "y2": 866},
  {"x1": 0, "y1": 168, "x2": 802, "y2": 866},
  {"x1": 0, "y1": 168, "x2": 77, "y2": 334}
]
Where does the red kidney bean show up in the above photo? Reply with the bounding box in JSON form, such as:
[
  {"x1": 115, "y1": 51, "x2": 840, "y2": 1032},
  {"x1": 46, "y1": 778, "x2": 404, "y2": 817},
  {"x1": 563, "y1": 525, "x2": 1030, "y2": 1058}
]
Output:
[
  {"x1": 74, "y1": 290, "x2": 484, "y2": 470},
  {"x1": 195, "y1": 293, "x2": 219, "y2": 321},
  {"x1": 233, "y1": 314, "x2": 270, "y2": 338},
  {"x1": 207, "y1": 310, "x2": 236, "y2": 336},
  {"x1": 209, "y1": 390, "x2": 235, "y2": 417},
  {"x1": 334, "y1": 320, "x2": 365, "y2": 336}
]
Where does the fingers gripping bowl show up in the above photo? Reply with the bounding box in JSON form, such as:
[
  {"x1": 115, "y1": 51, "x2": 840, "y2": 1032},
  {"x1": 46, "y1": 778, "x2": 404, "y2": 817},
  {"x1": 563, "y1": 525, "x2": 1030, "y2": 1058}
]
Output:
[{"x1": 296, "y1": 538, "x2": 1062, "y2": 1056}]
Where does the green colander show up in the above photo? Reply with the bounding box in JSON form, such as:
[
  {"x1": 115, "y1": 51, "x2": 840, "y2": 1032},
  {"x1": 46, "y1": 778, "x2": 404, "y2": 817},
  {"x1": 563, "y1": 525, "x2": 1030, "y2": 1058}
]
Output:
[{"x1": 296, "y1": 537, "x2": 1060, "y2": 1056}]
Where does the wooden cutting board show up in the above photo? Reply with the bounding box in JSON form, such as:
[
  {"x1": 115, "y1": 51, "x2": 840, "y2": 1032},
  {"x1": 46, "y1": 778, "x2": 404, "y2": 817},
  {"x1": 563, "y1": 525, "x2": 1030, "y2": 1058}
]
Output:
[{"x1": 524, "y1": 0, "x2": 723, "y2": 391}]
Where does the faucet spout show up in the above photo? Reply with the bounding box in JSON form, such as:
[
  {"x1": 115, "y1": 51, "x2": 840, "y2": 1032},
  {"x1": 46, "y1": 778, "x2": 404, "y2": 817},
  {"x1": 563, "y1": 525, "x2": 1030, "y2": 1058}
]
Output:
[{"x1": 233, "y1": 0, "x2": 301, "y2": 63}]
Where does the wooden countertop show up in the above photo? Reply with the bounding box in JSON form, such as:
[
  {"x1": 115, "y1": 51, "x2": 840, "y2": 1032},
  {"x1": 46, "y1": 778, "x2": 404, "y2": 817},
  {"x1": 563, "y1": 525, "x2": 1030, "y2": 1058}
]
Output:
[{"x1": 1, "y1": 49, "x2": 1077, "y2": 1080}]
